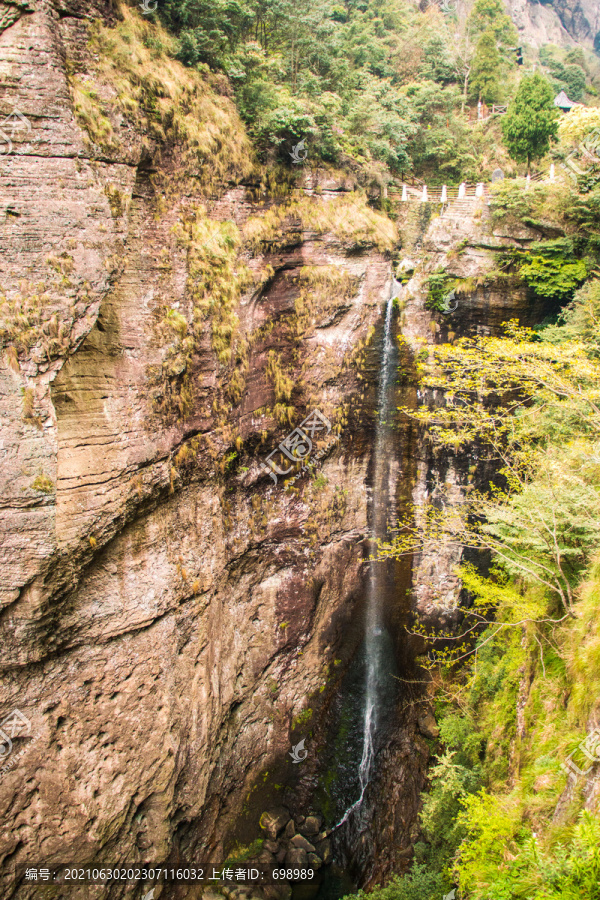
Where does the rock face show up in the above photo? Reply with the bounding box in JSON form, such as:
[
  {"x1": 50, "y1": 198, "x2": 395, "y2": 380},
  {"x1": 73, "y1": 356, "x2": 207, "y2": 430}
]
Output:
[
  {"x1": 0, "y1": 1, "x2": 397, "y2": 896},
  {"x1": 507, "y1": 0, "x2": 599, "y2": 47}
]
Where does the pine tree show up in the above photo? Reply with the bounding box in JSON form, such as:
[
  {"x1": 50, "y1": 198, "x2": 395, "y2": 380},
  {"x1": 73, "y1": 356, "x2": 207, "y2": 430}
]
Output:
[
  {"x1": 468, "y1": 0, "x2": 517, "y2": 47},
  {"x1": 470, "y1": 31, "x2": 502, "y2": 104},
  {"x1": 501, "y1": 73, "x2": 559, "y2": 168}
]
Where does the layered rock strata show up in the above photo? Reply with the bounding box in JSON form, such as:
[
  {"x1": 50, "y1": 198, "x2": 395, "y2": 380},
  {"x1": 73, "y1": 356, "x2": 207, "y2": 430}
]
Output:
[{"x1": 0, "y1": 2, "x2": 399, "y2": 897}]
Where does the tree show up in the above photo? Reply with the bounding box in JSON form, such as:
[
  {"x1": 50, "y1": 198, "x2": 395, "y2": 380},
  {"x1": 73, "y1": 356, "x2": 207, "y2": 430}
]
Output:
[
  {"x1": 562, "y1": 63, "x2": 586, "y2": 102},
  {"x1": 161, "y1": 0, "x2": 252, "y2": 67},
  {"x1": 468, "y1": 0, "x2": 517, "y2": 47},
  {"x1": 469, "y1": 30, "x2": 502, "y2": 103},
  {"x1": 419, "y1": 35, "x2": 456, "y2": 85},
  {"x1": 501, "y1": 73, "x2": 559, "y2": 168},
  {"x1": 453, "y1": 30, "x2": 475, "y2": 114}
]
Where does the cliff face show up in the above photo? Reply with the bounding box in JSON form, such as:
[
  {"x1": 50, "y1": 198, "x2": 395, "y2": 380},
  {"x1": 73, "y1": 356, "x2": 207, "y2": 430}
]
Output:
[
  {"x1": 506, "y1": 0, "x2": 599, "y2": 48},
  {"x1": 0, "y1": 2, "x2": 397, "y2": 894}
]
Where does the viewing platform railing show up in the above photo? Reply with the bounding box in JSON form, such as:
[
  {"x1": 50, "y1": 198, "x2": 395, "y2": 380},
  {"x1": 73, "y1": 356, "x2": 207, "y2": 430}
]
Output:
[{"x1": 390, "y1": 166, "x2": 559, "y2": 203}]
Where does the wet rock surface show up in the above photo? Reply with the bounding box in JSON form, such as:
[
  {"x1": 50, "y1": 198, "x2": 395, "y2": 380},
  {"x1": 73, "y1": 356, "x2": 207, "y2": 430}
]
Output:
[{"x1": 0, "y1": 2, "x2": 392, "y2": 896}]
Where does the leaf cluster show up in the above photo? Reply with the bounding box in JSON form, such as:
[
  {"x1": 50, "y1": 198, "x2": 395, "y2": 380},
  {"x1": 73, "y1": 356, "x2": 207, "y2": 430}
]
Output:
[{"x1": 501, "y1": 73, "x2": 559, "y2": 166}]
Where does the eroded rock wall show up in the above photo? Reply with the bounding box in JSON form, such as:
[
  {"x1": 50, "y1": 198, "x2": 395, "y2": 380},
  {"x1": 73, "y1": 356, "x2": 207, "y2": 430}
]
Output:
[
  {"x1": 396, "y1": 195, "x2": 551, "y2": 624},
  {"x1": 0, "y1": 2, "x2": 395, "y2": 895},
  {"x1": 0, "y1": 1, "x2": 571, "y2": 894}
]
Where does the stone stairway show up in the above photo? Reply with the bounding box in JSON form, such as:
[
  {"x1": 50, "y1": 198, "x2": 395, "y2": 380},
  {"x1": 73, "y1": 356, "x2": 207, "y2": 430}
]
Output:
[{"x1": 440, "y1": 197, "x2": 484, "y2": 218}]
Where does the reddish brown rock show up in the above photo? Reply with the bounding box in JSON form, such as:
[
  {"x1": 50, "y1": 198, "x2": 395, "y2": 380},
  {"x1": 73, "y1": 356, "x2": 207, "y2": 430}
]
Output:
[{"x1": 0, "y1": 2, "x2": 394, "y2": 895}]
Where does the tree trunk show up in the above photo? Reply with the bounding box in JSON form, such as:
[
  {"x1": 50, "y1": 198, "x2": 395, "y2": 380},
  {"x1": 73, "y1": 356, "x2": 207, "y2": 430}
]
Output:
[{"x1": 462, "y1": 66, "x2": 470, "y2": 114}]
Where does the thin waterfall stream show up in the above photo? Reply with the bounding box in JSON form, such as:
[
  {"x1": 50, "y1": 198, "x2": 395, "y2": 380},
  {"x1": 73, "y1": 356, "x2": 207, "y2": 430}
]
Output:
[{"x1": 334, "y1": 287, "x2": 397, "y2": 833}]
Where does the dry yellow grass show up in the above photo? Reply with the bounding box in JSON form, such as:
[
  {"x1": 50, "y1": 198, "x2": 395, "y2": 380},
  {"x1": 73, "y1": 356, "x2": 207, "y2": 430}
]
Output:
[
  {"x1": 294, "y1": 265, "x2": 360, "y2": 337},
  {"x1": 69, "y1": 4, "x2": 254, "y2": 188},
  {"x1": 243, "y1": 192, "x2": 397, "y2": 253}
]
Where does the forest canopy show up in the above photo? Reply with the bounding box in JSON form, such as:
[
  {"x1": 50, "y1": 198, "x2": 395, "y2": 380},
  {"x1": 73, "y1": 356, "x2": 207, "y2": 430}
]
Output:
[{"x1": 152, "y1": 0, "x2": 599, "y2": 181}]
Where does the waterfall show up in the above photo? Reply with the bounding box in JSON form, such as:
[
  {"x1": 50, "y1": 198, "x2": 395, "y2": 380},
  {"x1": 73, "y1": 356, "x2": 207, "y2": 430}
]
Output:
[{"x1": 333, "y1": 289, "x2": 396, "y2": 831}]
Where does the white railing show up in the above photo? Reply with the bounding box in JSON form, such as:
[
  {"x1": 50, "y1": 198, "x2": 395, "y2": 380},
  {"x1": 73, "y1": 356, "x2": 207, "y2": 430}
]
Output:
[{"x1": 393, "y1": 165, "x2": 558, "y2": 203}]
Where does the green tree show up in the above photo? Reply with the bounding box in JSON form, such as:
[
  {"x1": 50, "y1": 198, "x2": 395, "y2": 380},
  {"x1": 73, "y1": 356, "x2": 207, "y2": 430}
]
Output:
[
  {"x1": 419, "y1": 35, "x2": 455, "y2": 85},
  {"x1": 161, "y1": 0, "x2": 252, "y2": 67},
  {"x1": 562, "y1": 63, "x2": 586, "y2": 101},
  {"x1": 565, "y1": 47, "x2": 586, "y2": 69},
  {"x1": 470, "y1": 30, "x2": 502, "y2": 103},
  {"x1": 468, "y1": 0, "x2": 517, "y2": 47},
  {"x1": 501, "y1": 73, "x2": 559, "y2": 168}
]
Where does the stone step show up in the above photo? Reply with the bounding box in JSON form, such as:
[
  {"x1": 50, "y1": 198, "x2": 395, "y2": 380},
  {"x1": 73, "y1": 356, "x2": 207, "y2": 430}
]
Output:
[{"x1": 441, "y1": 199, "x2": 487, "y2": 216}]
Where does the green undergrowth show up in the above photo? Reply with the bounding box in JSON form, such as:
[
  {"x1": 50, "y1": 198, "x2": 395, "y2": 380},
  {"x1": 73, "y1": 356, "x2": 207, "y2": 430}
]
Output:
[
  {"x1": 496, "y1": 239, "x2": 587, "y2": 301},
  {"x1": 485, "y1": 180, "x2": 600, "y2": 307},
  {"x1": 356, "y1": 189, "x2": 600, "y2": 900}
]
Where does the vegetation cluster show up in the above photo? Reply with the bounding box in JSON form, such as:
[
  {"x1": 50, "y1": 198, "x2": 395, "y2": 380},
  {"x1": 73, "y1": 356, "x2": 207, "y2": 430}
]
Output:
[
  {"x1": 366, "y1": 184, "x2": 600, "y2": 898},
  {"x1": 151, "y1": 0, "x2": 600, "y2": 182}
]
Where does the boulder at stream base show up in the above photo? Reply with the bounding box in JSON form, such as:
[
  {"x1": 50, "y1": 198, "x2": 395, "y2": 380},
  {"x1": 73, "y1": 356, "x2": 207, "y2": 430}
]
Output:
[
  {"x1": 301, "y1": 815, "x2": 322, "y2": 836},
  {"x1": 259, "y1": 808, "x2": 292, "y2": 840},
  {"x1": 290, "y1": 834, "x2": 316, "y2": 852},
  {"x1": 285, "y1": 848, "x2": 309, "y2": 868}
]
